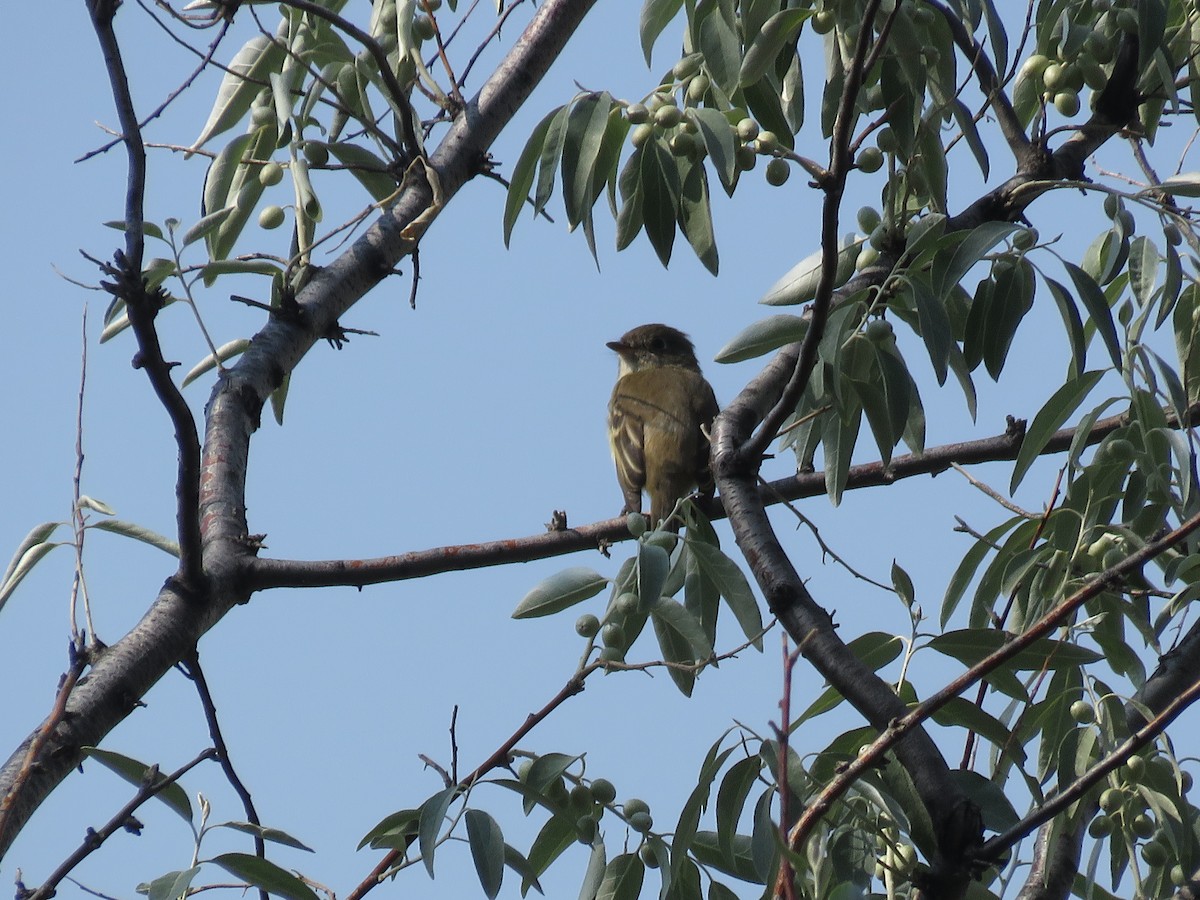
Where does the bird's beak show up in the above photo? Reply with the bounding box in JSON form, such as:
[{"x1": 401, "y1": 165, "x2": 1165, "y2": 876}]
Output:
[{"x1": 606, "y1": 340, "x2": 629, "y2": 354}]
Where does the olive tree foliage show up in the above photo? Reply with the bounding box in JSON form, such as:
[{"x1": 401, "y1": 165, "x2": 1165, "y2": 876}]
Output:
[{"x1": 6, "y1": 0, "x2": 1200, "y2": 898}]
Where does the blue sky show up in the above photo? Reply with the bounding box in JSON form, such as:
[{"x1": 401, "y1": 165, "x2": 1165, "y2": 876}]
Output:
[{"x1": 2, "y1": 2, "x2": 1196, "y2": 898}]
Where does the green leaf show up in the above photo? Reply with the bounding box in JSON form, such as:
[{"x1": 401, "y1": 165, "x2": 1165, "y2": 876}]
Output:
[
  {"x1": 182, "y1": 339, "x2": 254, "y2": 388},
  {"x1": 931, "y1": 698, "x2": 1019, "y2": 765},
  {"x1": 89, "y1": 519, "x2": 181, "y2": 557},
  {"x1": 739, "y1": 9, "x2": 809, "y2": 86},
  {"x1": 640, "y1": 0, "x2": 684, "y2": 65},
  {"x1": 597, "y1": 853, "x2": 644, "y2": 900},
  {"x1": 0, "y1": 522, "x2": 64, "y2": 613},
  {"x1": 637, "y1": 543, "x2": 671, "y2": 606},
  {"x1": 687, "y1": 542, "x2": 762, "y2": 648},
  {"x1": 534, "y1": 105, "x2": 572, "y2": 215},
  {"x1": 504, "y1": 105, "x2": 562, "y2": 246},
  {"x1": 678, "y1": 159, "x2": 719, "y2": 274},
  {"x1": 218, "y1": 821, "x2": 314, "y2": 852},
  {"x1": 759, "y1": 236, "x2": 861, "y2": 306},
  {"x1": 419, "y1": 785, "x2": 461, "y2": 876},
  {"x1": 526, "y1": 814, "x2": 577, "y2": 883},
  {"x1": 208, "y1": 853, "x2": 318, "y2": 900},
  {"x1": 983, "y1": 259, "x2": 1035, "y2": 380},
  {"x1": 1064, "y1": 262, "x2": 1122, "y2": 369},
  {"x1": 931, "y1": 222, "x2": 1019, "y2": 300},
  {"x1": 690, "y1": 107, "x2": 739, "y2": 196},
  {"x1": 715, "y1": 756, "x2": 760, "y2": 867},
  {"x1": 513, "y1": 567, "x2": 608, "y2": 619},
  {"x1": 1044, "y1": 277, "x2": 1087, "y2": 379},
  {"x1": 326, "y1": 142, "x2": 398, "y2": 202},
  {"x1": 562, "y1": 93, "x2": 614, "y2": 229},
  {"x1": 652, "y1": 596, "x2": 713, "y2": 661},
  {"x1": 640, "y1": 139, "x2": 680, "y2": 267},
  {"x1": 465, "y1": 810, "x2": 505, "y2": 899},
  {"x1": 191, "y1": 31, "x2": 287, "y2": 151},
  {"x1": 941, "y1": 517, "x2": 1022, "y2": 627},
  {"x1": 141, "y1": 868, "x2": 201, "y2": 900},
  {"x1": 797, "y1": 632, "x2": 905, "y2": 723},
  {"x1": 1159, "y1": 172, "x2": 1200, "y2": 196},
  {"x1": 714, "y1": 314, "x2": 808, "y2": 363},
  {"x1": 82, "y1": 748, "x2": 193, "y2": 823},
  {"x1": 1127, "y1": 235, "x2": 1158, "y2": 308},
  {"x1": 1010, "y1": 370, "x2": 1104, "y2": 494},
  {"x1": 908, "y1": 277, "x2": 952, "y2": 384},
  {"x1": 698, "y1": 5, "x2": 740, "y2": 95},
  {"x1": 358, "y1": 807, "x2": 420, "y2": 849},
  {"x1": 928, "y1": 630, "x2": 1103, "y2": 670},
  {"x1": 690, "y1": 831, "x2": 762, "y2": 883},
  {"x1": 182, "y1": 207, "x2": 237, "y2": 248}
]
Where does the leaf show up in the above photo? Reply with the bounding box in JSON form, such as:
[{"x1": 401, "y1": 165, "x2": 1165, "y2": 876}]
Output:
[
  {"x1": 1010, "y1": 370, "x2": 1104, "y2": 494},
  {"x1": 908, "y1": 277, "x2": 952, "y2": 384},
  {"x1": 191, "y1": 31, "x2": 287, "y2": 152},
  {"x1": 561, "y1": 93, "x2": 612, "y2": 228},
  {"x1": 687, "y1": 542, "x2": 762, "y2": 648},
  {"x1": 141, "y1": 868, "x2": 200, "y2": 900},
  {"x1": 1158, "y1": 172, "x2": 1200, "y2": 196},
  {"x1": 714, "y1": 314, "x2": 808, "y2": 363},
  {"x1": 690, "y1": 107, "x2": 738, "y2": 196},
  {"x1": 208, "y1": 853, "x2": 318, "y2": 900},
  {"x1": 931, "y1": 221, "x2": 1018, "y2": 300},
  {"x1": 578, "y1": 838, "x2": 607, "y2": 900},
  {"x1": 678, "y1": 159, "x2": 719, "y2": 274},
  {"x1": 418, "y1": 785, "x2": 461, "y2": 876},
  {"x1": 1127, "y1": 235, "x2": 1158, "y2": 308},
  {"x1": 182, "y1": 339, "x2": 254, "y2": 388},
  {"x1": 637, "y1": 542, "x2": 671, "y2": 606},
  {"x1": 759, "y1": 236, "x2": 861, "y2": 306},
  {"x1": 1064, "y1": 261, "x2": 1122, "y2": 369},
  {"x1": 182, "y1": 207, "x2": 237, "y2": 248},
  {"x1": 597, "y1": 853, "x2": 644, "y2": 900},
  {"x1": 326, "y1": 142, "x2": 398, "y2": 202},
  {"x1": 0, "y1": 522, "x2": 63, "y2": 612},
  {"x1": 82, "y1": 748, "x2": 193, "y2": 823},
  {"x1": 640, "y1": 139, "x2": 680, "y2": 267},
  {"x1": 715, "y1": 756, "x2": 760, "y2": 866},
  {"x1": 526, "y1": 814, "x2": 577, "y2": 883},
  {"x1": 739, "y1": 9, "x2": 809, "y2": 86},
  {"x1": 653, "y1": 596, "x2": 714, "y2": 660},
  {"x1": 941, "y1": 517, "x2": 1022, "y2": 627},
  {"x1": 1044, "y1": 277, "x2": 1087, "y2": 379},
  {"x1": 639, "y1": 0, "x2": 684, "y2": 65},
  {"x1": 698, "y1": 5, "x2": 741, "y2": 95},
  {"x1": 513, "y1": 567, "x2": 608, "y2": 618},
  {"x1": 217, "y1": 821, "x2": 314, "y2": 852},
  {"x1": 465, "y1": 810, "x2": 505, "y2": 899},
  {"x1": 503, "y1": 105, "x2": 562, "y2": 246},
  {"x1": 90, "y1": 519, "x2": 182, "y2": 558},
  {"x1": 358, "y1": 807, "x2": 420, "y2": 849},
  {"x1": 928, "y1": 630, "x2": 1103, "y2": 670},
  {"x1": 534, "y1": 105, "x2": 572, "y2": 215}
]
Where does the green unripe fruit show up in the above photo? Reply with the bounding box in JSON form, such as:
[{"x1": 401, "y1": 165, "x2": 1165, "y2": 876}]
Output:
[
  {"x1": 1164, "y1": 223, "x2": 1183, "y2": 245},
  {"x1": 413, "y1": 14, "x2": 436, "y2": 41},
  {"x1": 517, "y1": 759, "x2": 534, "y2": 780},
  {"x1": 857, "y1": 206, "x2": 881, "y2": 232},
  {"x1": 1099, "y1": 787, "x2": 1124, "y2": 812},
  {"x1": 856, "y1": 244, "x2": 880, "y2": 270},
  {"x1": 1141, "y1": 841, "x2": 1169, "y2": 867},
  {"x1": 876, "y1": 127, "x2": 898, "y2": 153},
  {"x1": 625, "y1": 103, "x2": 650, "y2": 125},
  {"x1": 575, "y1": 614, "x2": 600, "y2": 638},
  {"x1": 629, "y1": 811, "x2": 654, "y2": 832},
  {"x1": 251, "y1": 105, "x2": 276, "y2": 127},
  {"x1": 258, "y1": 205, "x2": 285, "y2": 230},
  {"x1": 654, "y1": 104, "x2": 683, "y2": 128},
  {"x1": 626, "y1": 512, "x2": 647, "y2": 536},
  {"x1": 631, "y1": 124, "x2": 655, "y2": 148},
  {"x1": 639, "y1": 844, "x2": 660, "y2": 867},
  {"x1": 1054, "y1": 90, "x2": 1081, "y2": 117},
  {"x1": 623, "y1": 798, "x2": 650, "y2": 818},
  {"x1": 591, "y1": 778, "x2": 617, "y2": 804},
  {"x1": 575, "y1": 816, "x2": 597, "y2": 843},
  {"x1": 1182, "y1": 770, "x2": 1194, "y2": 793},
  {"x1": 599, "y1": 646, "x2": 625, "y2": 663},
  {"x1": 912, "y1": 6, "x2": 935, "y2": 26},
  {"x1": 1088, "y1": 814, "x2": 1113, "y2": 837},
  {"x1": 303, "y1": 142, "x2": 330, "y2": 167},
  {"x1": 1042, "y1": 63, "x2": 1068, "y2": 92},
  {"x1": 1131, "y1": 813, "x2": 1155, "y2": 839},
  {"x1": 601, "y1": 622, "x2": 626, "y2": 647},
  {"x1": 856, "y1": 146, "x2": 884, "y2": 172},
  {"x1": 672, "y1": 54, "x2": 702, "y2": 80},
  {"x1": 615, "y1": 591, "x2": 640, "y2": 615},
  {"x1": 1171, "y1": 864, "x2": 1187, "y2": 886},
  {"x1": 1069, "y1": 699, "x2": 1095, "y2": 724},
  {"x1": 570, "y1": 784, "x2": 594, "y2": 811},
  {"x1": 1102, "y1": 438, "x2": 1136, "y2": 463},
  {"x1": 669, "y1": 132, "x2": 696, "y2": 157},
  {"x1": 1104, "y1": 192, "x2": 1122, "y2": 218},
  {"x1": 1117, "y1": 209, "x2": 1135, "y2": 233},
  {"x1": 1116, "y1": 8, "x2": 1138, "y2": 32},
  {"x1": 736, "y1": 117, "x2": 760, "y2": 142},
  {"x1": 686, "y1": 74, "x2": 710, "y2": 104},
  {"x1": 765, "y1": 158, "x2": 791, "y2": 186},
  {"x1": 865, "y1": 319, "x2": 893, "y2": 342},
  {"x1": 259, "y1": 162, "x2": 285, "y2": 187},
  {"x1": 812, "y1": 9, "x2": 835, "y2": 33},
  {"x1": 1125, "y1": 755, "x2": 1147, "y2": 781},
  {"x1": 1020, "y1": 54, "x2": 1051, "y2": 84},
  {"x1": 755, "y1": 130, "x2": 780, "y2": 154},
  {"x1": 736, "y1": 145, "x2": 758, "y2": 171},
  {"x1": 1013, "y1": 227, "x2": 1038, "y2": 250}
]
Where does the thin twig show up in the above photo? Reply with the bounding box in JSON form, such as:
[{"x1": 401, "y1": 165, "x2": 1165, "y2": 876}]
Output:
[
  {"x1": 950, "y1": 463, "x2": 1038, "y2": 519},
  {"x1": 27, "y1": 748, "x2": 217, "y2": 900}
]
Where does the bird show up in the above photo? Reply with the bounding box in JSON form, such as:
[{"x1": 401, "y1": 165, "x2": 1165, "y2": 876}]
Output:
[{"x1": 606, "y1": 324, "x2": 720, "y2": 527}]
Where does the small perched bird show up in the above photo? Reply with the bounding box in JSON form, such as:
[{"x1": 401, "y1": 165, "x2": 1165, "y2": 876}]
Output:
[{"x1": 607, "y1": 324, "x2": 720, "y2": 526}]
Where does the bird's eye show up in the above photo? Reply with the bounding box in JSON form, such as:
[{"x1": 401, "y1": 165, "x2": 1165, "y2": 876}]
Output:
[{"x1": 650, "y1": 337, "x2": 666, "y2": 350}]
